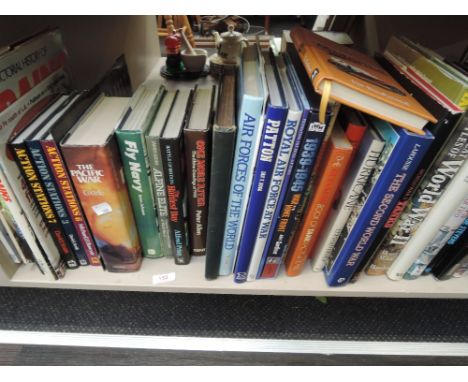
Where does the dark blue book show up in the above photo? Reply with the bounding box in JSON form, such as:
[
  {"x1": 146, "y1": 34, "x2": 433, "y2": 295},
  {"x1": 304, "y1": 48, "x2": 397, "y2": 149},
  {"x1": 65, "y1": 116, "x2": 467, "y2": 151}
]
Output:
[
  {"x1": 325, "y1": 119, "x2": 434, "y2": 287},
  {"x1": 233, "y1": 50, "x2": 288, "y2": 283}
]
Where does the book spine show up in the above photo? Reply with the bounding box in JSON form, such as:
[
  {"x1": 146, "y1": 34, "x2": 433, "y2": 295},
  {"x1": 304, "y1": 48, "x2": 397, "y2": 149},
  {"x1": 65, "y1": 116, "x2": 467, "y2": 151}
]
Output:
[
  {"x1": 61, "y1": 142, "x2": 142, "y2": 273},
  {"x1": 0, "y1": 171, "x2": 34, "y2": 264},
  {"x1": 41, "y1": 140, "x2": 101, "y2": 266},
  {"x1": 146, "y1": 135, "x2": 172, "y2": 258},
  {"x1": 369, "y1": 118, "x2": 468, "y2": 275},
  {"x1": 451, "y1": 245, "x2": 468, "y2": 278},
  {"x1": 428, "y1": 217, "x2": 468, "y2": 278},
  {"x1": 11, "y1": 143, "x2": 77, "y2": 268},
  {"x1": 285, "y1": 139, "x2": 353, "y2": 276},
  {"x1": 219, "y1": 95, "x2": 264, "y2": 275},
  {"x1": 205, "y1": 125, "x2": 237, "y2": 280},
  {"x1": 184, "y1": 129, "x2": 210, "y2": 256},
  {"x1": 234, "y1": 105, "x2": 288, "y2": 283},
  {"x1": 260, "y1": 110, "x2": 328, "y2": 279},
  {"x1": 312, "y1": 139, "x2": 384, "y2": 272},
  {"x1": 0, "y1": 31, "x2": 67, "y2": 113},
  {"x1": 160, "y1": 137, "x2": 190, "y2": 265},
  {"x1": 326, "y1": 130, "x2": 433, "y2": 286},
  {"x1": 27, "y1": 140, "x2": 88, "y2": 266},
  {"x1": 247, "y1": 109, "x2": 303, "y2": 281},
  {"x1": 117, "y1": 131, "x2": 162, "y2": 258}
]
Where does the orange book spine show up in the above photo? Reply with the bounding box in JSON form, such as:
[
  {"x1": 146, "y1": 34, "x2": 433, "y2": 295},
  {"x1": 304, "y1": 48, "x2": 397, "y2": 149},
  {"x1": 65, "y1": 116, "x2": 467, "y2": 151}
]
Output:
[{"x1": 285, "y1": 138, "x2": 353, "y2": 277}]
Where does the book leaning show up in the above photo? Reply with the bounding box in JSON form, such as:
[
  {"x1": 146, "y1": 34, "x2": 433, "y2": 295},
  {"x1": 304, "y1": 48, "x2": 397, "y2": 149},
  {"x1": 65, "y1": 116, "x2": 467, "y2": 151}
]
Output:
[{"x1": 0, "y1": 73, "x2": 67, "y2": 279}]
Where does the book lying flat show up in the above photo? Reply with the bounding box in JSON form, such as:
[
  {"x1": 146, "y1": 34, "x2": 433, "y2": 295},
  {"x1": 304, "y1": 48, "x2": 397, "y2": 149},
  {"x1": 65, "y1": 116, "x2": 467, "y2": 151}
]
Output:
[{"x1": 289, "y1": 26, "x2": 437, "y2": 134}]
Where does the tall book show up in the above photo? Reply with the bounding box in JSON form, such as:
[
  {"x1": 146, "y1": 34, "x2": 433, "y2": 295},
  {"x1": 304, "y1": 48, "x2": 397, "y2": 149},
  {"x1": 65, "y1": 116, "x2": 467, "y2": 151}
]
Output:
[
  {"x1": 385, "y1": 36, "x2": 468, "y2": 110},
  {"x1": 184, "y1": 85, "x2": 216, "y2": 256},
  {"x1": 246, "y1": 53, "x2": 304, "y2": 281},
  {"x1": 0, "y1": 29, "x2": 68, "y2": 113},
  {"x1": 325, "y1": 118, "x2": 434, "y2": 286},
  {"x1": 368, "y1": 114, "x2": 468, "y2": 276},
  {"x1": 116, "y1": 85, "x2": 165, "y2": 259},
  {"x1": 289, "y1": 25, "x2": 436, "y2": 134},
  {"x1": 219, "y1": 45, "x2": 265, "y2": 276},
  {"x1": 159, "y1": 89, "x2": 193, "y2": 265},
  {"x1": 285, "y1": 124, "x2": 353, "y2": 276},
  {"x1": 428, "y1": 218, "x2": 468, "y2": 279},
  {"x1": 146, "y1": 91, "x2": 177, "y2": 258},
  {"x1": 387, "y1": 160, "x2": 468, "y2": 280},
  {"x1": 61, "y1": 95, "x2": 143, "y2": 272},
  {"x1": 311, "y1": 124, "x2": 385, "y2": 272},
  {"x1": 362, "y1": 54, "x2": 465, "y2": 277},
  {"x1": 259, "y1": 44, "x2": 333, "y2": 280},
  {"x1": 205, "y1": 73, "x2": 237, "y2": 280},
  {"x1": 0, "y1": 69, "x2": 67, "y2": 279},
  {"x1": 233, "y1": 50, "x2": 288, "y2": 283},
  {"x1": 10, "y1": 96, "x2": 78, "y2": 269}
]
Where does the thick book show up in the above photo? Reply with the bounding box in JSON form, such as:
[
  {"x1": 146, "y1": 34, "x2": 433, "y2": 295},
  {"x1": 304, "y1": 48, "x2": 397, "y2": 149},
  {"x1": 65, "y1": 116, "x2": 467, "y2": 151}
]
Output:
[
  {"x1": 387, "y1": 159, "x2": 468, "y2": 280},
  {"x1": 184, "y1": 85, "x2": 216, "y2": 256},
  {"x1": 246, "y1": 53, "x2": 303, "y2": 281},
  {"x1": 0, "y1": 70, "x2": 67, "y2": 279},
  {"x1": 428, "y1": 217, "x2": 468, "y2": 279},
  {"x1": 385, "y1": 36, "x2": 468, "y2": 110},
  {"x1": 312, "y1": 124, "x2": 385, "y2": 272},
  {"x1": 285, "y1": 124, "x2": 353, "y2": 276},
  {"x1": 325, "y1": 118, "x2": 434, "y2": 286},
  {"x1": 116, "y1": 85, "x2": 165, "y2": 259},
  {"x1": 288, "y1": 26, "x2": 436, "y2": 134},
  {"x1": 219, "y1": 45, "x2": 265, "y2": 276},
  {"x1": 159, "y1": 89, "x2": 193, "y2": 265},
  {"x1": 61, "y1": 95, "x2": 143, "y2": 273},
  {"x1": 0, "y1": 28, "x2": 68, "y2": 113},
  {"x1": 205, "y1": 73, "x2": 237, "y2": 280},
  {"x1": 259, "y1": 49, "x2": 332, "y2": 280},
  {"x1": 405, "y1": 195, "x2": 468, "y2": 280},
  {"x1": 368, "y1": 114, "x2": 468, "y2": 276},
  {"x1": 233, "y1": 50, "x2": 288, "y2": 283},
  {"x1": 146, "y1": 90, "x2": 177, "y2": 258},
  {"x1": 362, "y1": 54, "x2": 465, "y2": 277},
  {"x1": 10, "y1": 125, "x2": 78, "y2": 269}
]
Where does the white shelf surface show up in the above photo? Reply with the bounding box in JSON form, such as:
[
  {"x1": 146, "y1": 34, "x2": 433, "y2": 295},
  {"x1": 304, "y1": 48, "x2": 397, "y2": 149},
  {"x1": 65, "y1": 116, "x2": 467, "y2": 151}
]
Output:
[{"x1": 4, "y1": 256, "x2": 468, "y2": 298}]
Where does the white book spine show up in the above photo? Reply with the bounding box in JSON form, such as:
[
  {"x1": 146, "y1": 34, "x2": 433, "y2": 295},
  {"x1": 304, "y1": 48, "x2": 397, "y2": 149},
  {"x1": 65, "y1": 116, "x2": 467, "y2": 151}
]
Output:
[
  {"x1": 247, "y1": 109, "x2": 302, "y2": 281},
  {"x1": 0, "y1": 210, "x2": 22, "y2": 263},
  {"x1": 404, "y1": 194, "x2": 468, "y2": 279},
  {"x1": 311, "y1": 137, "x2": 385, "y2": 272},
  {"x1": 387, "y1": 159, "x2": 468, "y2": 280}
]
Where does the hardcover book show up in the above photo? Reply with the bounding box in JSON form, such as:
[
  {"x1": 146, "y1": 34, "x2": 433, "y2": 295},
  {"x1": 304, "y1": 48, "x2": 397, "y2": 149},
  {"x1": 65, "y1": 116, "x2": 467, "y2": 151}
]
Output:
[
  {"x1": 387, "y1": 159, "x2": 468, "y2": 280},
  {"x1": 289, "y1": 26, "x2": 437, "y2": 133},
  {"x1": 285, "y1": 123, "x2": 353, "y2": 276},
  {"x1": 0, "y1": 29, "x2": 68, "y2": 113},
  {"x1": 311, "y1": 123, "x2": 385, "y2": 272},
  {"x1": 246, "y1": 53, "x2": 303, "y2": 281},
  {"x1": 159, "y1": 89, "x2": 193, "y2": 265},
  {"x1": 0, "y1": 69, "x2": 67, "y2": 279},
  {"x1": 325, "y1": 118, "x2": 434, "y2": 286},
  {"x1": 184, "y1": 85, "x2": 216, "y2": 256},
  {"x1": 259, "y1": 47, "x2": 333, "y2": 280},
  {"x1": 362, "y1": 54, "x2": 465, "y2": 277},
  {"x1": 219, "y1": 45, "x2": 265, "y2": 276},
  {"x1": 61, "y1": 95, "x2": 143, "y2": 273},
  {"x1": 116, "y1": 85, "x2": 165, "y2": 259},
  {"x1": 205, "y1": 73, "x2": 237, "y2": 280},
  {"x1": 233, "y1": 50, "x2": 288, "y2": 283}
]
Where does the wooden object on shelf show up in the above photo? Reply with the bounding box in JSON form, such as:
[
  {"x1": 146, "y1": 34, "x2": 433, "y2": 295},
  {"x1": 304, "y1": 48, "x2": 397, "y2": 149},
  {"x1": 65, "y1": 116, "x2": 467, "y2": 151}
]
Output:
[{"x1": 157, "y1": 15, "x2": 196, "y2": 48}]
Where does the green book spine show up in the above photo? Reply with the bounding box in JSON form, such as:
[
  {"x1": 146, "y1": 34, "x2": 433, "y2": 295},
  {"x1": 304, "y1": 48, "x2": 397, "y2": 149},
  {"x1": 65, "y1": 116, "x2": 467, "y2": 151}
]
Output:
[
  {"x1": 117, "y1": 130, "x2": 162, "y2": 258},
  {"x1": 146, "y1": 135, "x2": 173, "y2": 258}
]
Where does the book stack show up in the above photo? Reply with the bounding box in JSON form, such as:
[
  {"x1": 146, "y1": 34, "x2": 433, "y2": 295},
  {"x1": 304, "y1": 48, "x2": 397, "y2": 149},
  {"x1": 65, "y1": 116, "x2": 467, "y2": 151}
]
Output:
[{"x1": 1, "y1": 26, "x2": 467, "y2": 287}]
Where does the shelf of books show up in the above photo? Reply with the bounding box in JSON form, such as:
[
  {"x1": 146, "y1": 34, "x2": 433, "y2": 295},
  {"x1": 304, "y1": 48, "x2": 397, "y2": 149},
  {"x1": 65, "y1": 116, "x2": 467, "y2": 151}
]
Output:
[{"x1": 1, "y1": 17, "x2": 467, "y2": 299}]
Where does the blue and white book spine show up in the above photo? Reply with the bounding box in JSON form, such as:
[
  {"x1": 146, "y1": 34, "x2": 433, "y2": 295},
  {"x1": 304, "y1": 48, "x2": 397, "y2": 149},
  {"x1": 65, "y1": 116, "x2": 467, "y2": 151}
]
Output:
[
  {"x1": 218, "y1": 95, "x2": 264, "y2": 276},
  {"x1": 247, "y1": 108, "x2": 303, "y2": 281},
  {"x1": 325, "y1": 123, "x2": 434, "y2": 287},
  {"x1": 234, "y1": 105, "x2": 288, "y2": 282}
]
